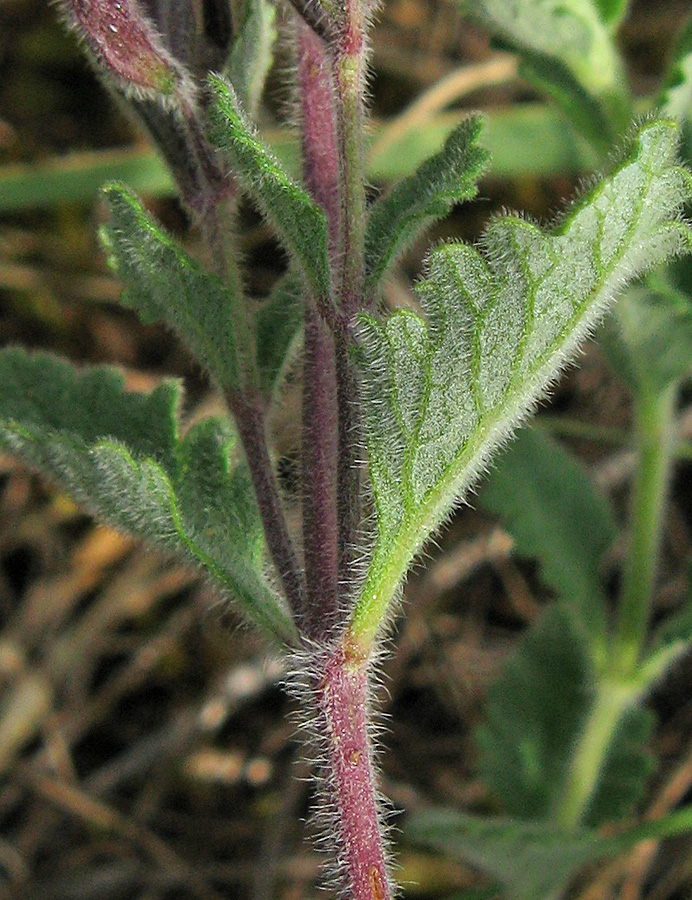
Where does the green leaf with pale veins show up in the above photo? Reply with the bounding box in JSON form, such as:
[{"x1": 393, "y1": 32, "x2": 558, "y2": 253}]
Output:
[
  {"x1": 352, "y1": 119, "x2": 692, "y2": 646},
  {"x1": 101, "y1": 183, "x2": 241, "y2": 393},
  {"x1": 0, "y1": 348, "x2": 297, "y2": 645},
  {"x1": 479, "y1": 427, "x2": 616, "y2": 638},
  {"x1": 226, "y1": 0, "x2": 276, "y2": 117},
  {"x1": 364, "y1": 116, "x2": 489, "y2": 293},
  {"x1": 209, "y1": 76, "x2": 331, "y2": 303}
]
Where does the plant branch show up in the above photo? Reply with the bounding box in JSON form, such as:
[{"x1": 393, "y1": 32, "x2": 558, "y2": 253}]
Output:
[{"x1": 554, "y1": 677, "x2": 636, "y2": 829}]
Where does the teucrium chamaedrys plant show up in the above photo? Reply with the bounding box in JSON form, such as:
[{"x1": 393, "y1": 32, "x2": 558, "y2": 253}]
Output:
[{"x1": 1, "y1": 0, "x2": 692, "y2": 897}]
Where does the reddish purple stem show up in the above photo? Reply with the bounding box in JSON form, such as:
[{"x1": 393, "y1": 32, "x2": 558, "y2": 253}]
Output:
[
  {"x1": 297, "y1": 23, "x2": 342, "y2": 637},
  {"x1": 314, "y1": 640, "x2": 392, "y2": 900}
]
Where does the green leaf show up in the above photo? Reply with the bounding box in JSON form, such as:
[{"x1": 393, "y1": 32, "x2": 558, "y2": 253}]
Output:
[
  {"x1": 408, "y1": 808, "x2": 692, "y2": 900},
  {"x1": 209, "y1": 75, "x2": 331, "y2": 302},
  {"x1": 476, "y1": 605, "x2": 654, "y2": 825},
  {"x1": 476, "y1": 606, "x2": 594, "y2": 821},
  {"x1": 101, "y1": 184, "x2": 241, "y2": 393},
  {"x1": 517, "y1": 53, "x2": 619, "y2": 151},
  {"x1": 660, "y1": 14, "x2": 692, "y2": 165},
  {"x1": 607, "y1": 280, "x2": 692, "y2": 393},
  {"x1": 0, "y1": 349, "x2": 297, "y2": 645},
  {"x1": 255, "y1": 271, "x2": 304, "y2": 402},
  {"x1": 478, "y1": 427, "x2": 616, "y2": 638},
  {"x1": 409, "y1": 812, "x2": 611, "y2": 900},
  {"x1": 226, "y1": 0, "x2": 276, "y2": 117},
  {"x1": 352, "y1": 119, "x2": 692, "y2": 646},
  {"x1": 592, "y1": 0, "x2": 630, "y2": 28},
  {"x1": 364, "y1": 116, "x2": 489, "y2": 293},
  {"x1": 458, "y1": 0, "x2": 631, "y2": 144}
]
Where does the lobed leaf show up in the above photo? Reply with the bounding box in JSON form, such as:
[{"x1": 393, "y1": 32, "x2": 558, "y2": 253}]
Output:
[
  {"x1": 101, "y1": 184, "x2": 242, "y2": 393},
  {"x1": 209, "y1": 76, "x2": 332, "y2": 303},
  {"x1": 352, "y1": 119, "x2": 692, "y2": 645},
  {"x1": 364, "y1": 116, "x2": 489, "y2": 293},
  {"x1": 0, "y1": 349, "x2": 296, "y2": 645},
  {"x1": 479, "y1": 427, "x2": 616, "y2": 637}
]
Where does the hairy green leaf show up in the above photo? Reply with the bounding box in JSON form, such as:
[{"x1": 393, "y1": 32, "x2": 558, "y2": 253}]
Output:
[
  {"x1": 352, "y1": 119, "x2": 692, "y2": 646},
  {"x1": 209, "y1": 76, "x2": 331, "y2": 302},
  {"x1": 479, "y1": 427, "x2": 616, "y2": 637},
  {"x1": 255, "y1": 271, "x2": 304, "y2": 402},
  {"x1": 226, "y1": 0, "x2": 276, "y2": 117},
  {"x1": 101, "y1": 184, "x2": 241, "y2": 393},
  {"x1": 0, "y1": 349, "x2": 296, "y2": 644},
  {"x1": 364, "y1": 116, "x2": 489, "y2": 293},
  {"x1": 408, "y1": 808, "x2": 692, "y2": 900}
]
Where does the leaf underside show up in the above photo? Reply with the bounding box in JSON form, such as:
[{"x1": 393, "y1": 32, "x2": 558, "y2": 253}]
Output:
[
  {"x1": 353, "y1": 119, "x2": 692, "y2": 641},
  {"x1": 0, "y1": 349, "x2": 296, "y2": 644}
]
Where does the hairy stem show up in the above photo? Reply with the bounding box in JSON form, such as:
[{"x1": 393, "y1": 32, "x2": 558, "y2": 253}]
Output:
[
  {"x1": 312, "y1": 637, "x2": 392, "y2": 900},
  {"x1": 228, "y1": 388, "x2": 308, "y2": 626},
  {"x1": 296, "y1": 23, "x2": 341, "y2": 635},
  {"x1": 332, "y1": 4, "x2": 368, "y2": 577},
  {"x1": 302, "y1": 307, "x2": 340, "y2": 635},
  {"x1": 616, "y1": 382, "x2": 678, "y2": 675}
]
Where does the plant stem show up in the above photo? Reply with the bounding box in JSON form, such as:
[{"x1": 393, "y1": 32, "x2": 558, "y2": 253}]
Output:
[
  {"x1": 554, "y1": 676, "x2": 635, "y2": 829},
  {"x1": 312, "y1": 636, "x2": 392, "y2": 900},
  {"x1": 205, "y1": 196, "x2": 308, "y2": 629},
  {"x1": 228, "y1": 388, "x2": 309, "y2": 625},
  {"x1": 332, "y1": 3, "x2": 368, "y2": 577},
  {"x1": 555, "y1": 381, "x2": 679, "y2": 829},
  {"x1": 296, "y1": 23, "x2": 341, "y2": 635},
  {"x1": 615, "y1": 383, "x2": 678, "y2": 675}
]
